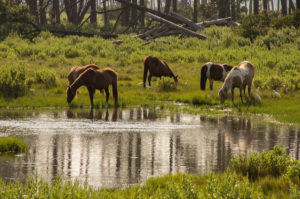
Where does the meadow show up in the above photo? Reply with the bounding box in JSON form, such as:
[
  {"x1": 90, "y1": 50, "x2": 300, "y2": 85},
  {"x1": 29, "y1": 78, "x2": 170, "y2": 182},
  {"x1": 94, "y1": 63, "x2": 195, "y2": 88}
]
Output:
[
  {"x1": 0, "y1": 146, "x2": 299, "y2": 198},
  {"x1": 0, "y1": 25, "x2": 300, "y2": 123}
]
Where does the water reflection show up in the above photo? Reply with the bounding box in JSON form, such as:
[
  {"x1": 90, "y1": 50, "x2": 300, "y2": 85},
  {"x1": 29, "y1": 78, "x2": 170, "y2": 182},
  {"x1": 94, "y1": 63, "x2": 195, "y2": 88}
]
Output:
[{"x1": 0, "y1": 108, "x2": 299, "y2": 188}]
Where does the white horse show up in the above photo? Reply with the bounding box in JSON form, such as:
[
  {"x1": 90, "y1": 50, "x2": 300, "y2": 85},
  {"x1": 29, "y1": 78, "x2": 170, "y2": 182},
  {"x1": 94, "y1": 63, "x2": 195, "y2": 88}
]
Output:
[{"x1": 219, "y1": 61, "x2": 255, "y2": 104}]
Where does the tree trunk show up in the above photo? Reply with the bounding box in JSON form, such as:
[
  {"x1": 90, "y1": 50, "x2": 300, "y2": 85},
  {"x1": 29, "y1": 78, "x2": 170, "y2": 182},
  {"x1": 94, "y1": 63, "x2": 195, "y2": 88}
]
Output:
[
  {"x1": 193, "y1": 0, "x2": 197, "y2": 22},
  {"x1": 132, "y1": 0, "x2": 137, "y2": 23},
  {"x1": 297, "y1": 0, "x2": 300, "y2": 9},
  {"x1": 140, "y1": 0, "x2": 144, "y2": 25},
  {"x1": 52, "y1": 0, "x2": 60, "y2": 24},
  {"x1": 278, "y1": 0, "x2": 280, "y2": 11},
  {"x1": 26, "y1": 0, "x2": 39, "y2": 23},
  {"x1": 249, "y1": 0, "x2": 253, "y2": 14},
  {"x1": 254, "y1": 0, "x2": 259, "y2": 14},
  {"x1": 218, "y1": 0, "x2": 226, "y2": 18},
  {"x1": 103, "y1": 0, "x2": 108, "y2": 25},
  {"x1": 39, "y1": 0, "x2": 47, "y2": 25},
  {"x1": 263, "y1": 0, "x2": 268, "y2": 10},
  {"x1": 225, "y1": 0, "x2": 230, "y2": 17},
  {"x1": 236, "y1": 0, "x2": 240, "y2": 18},
  {"x1": 71, "y1": 0, "x2": 79, "y2": 25},
  {"x1": 231, "y1": 0, "x2": 235, "y2": 20},
  {"x1": 90, "y1": 0, "x2": 97, "y2": 24},
  {"x1": 172, "y1": 0, "x2": 177, "y2": 12},
  {"x1": 289, "y1": 0, "x2": 295, "y2": 13},
  {"x1": 281, "y1": 0, "x2": 287, "y2": 15},
  {"x1": 164, "y1": 0, "x2": 172, "y2": 14},
  {"x1": 121, "y1": 0, "x2": 130, "y2": 26},
  {"x1": 271, "y1": 0, "x2": 274, "y2": 10},
  {"x1": 157, "y1": 0, "x2": 161, "y2": 11}
]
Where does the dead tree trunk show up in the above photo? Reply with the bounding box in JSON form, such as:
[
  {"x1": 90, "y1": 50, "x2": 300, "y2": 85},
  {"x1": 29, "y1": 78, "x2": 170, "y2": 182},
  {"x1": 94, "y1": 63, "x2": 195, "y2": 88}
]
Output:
[
  {"x1": 170, "y1": 12, "x2": 203, "y2": 30},
  {"x1": 132, "y1": 0, "x2": 137, "y2": 24},
  {"x1": 157, "y1": 0, "x2": 161, "y2": 11},
  {"x1": 146, "y1": 13, "x2": 207, "y2": 39},
  {"x1": 297, "y1": 0, "x2": 300, "y2": 9},
  {"x1": 193, "y1": 0, "x2": 197, "y2": 22},
  {"x1": 249, "y1": 0, "x2": 252, "y2": 14},
  {"x1": 140, "y1": 0, "x2": 145, "y2": 25},
  {"x1": 289, "y1": 0, "x2": 295, "y2": 14}
]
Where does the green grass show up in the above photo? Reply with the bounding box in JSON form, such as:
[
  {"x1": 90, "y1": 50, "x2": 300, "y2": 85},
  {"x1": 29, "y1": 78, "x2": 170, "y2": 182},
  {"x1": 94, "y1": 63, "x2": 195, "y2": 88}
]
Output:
[
  {"x1": 0, "y1": 26, "x2": 300, "y2": 123},
  {"x1": 0, "y1": 137, "x2": 26, "y2": 153},
  {"x1": 0, "y1": 146, "x2": 299, "y2": 198}
]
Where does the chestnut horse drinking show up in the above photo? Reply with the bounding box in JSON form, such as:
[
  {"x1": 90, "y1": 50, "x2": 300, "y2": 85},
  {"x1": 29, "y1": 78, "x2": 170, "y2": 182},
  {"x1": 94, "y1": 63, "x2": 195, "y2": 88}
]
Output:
[
  {"x1": 67, "y1": 64, "x2": 100, "y2": 85},
  {"x1": 67, "y1": 67, "x2": 118, "y2": 107},
  {"x1": 143, "y1": 55, "x2": 178, "y2": 88},
  {"x1": 200, "y1": 62, "x2": 233, "y2": 90},
  {"x1": 219, "y1": 61, "x2": 255, "y2": 104}
]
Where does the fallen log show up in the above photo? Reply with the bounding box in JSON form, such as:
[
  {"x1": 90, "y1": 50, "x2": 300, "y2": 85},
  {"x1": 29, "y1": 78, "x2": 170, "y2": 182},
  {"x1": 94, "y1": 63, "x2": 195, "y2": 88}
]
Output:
[
  {"x1": 170, "y1": 12, "x2": 204, "y2": 31},
  {"x1": 146, "y1": 13, "x2": 207, "y2": 40},
  {"x1": 197, "y1": 17, "x2": 240, "y2": 28}
]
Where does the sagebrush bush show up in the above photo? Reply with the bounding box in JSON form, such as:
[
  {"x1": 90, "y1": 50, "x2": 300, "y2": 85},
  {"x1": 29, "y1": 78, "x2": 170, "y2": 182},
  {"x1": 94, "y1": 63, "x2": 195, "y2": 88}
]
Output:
[
  {"x1": 0, "y1": 65, "x2": 27, "y2": 97},
  {"x1": 35, "y1": 70, "x2": 57, "y2": 88},
  {"x1": 286, "y1": 161, "x2": 300, "y2": 186},
  {"x1": 231, "y1": 145, "x2": 290, "y2": 180}
]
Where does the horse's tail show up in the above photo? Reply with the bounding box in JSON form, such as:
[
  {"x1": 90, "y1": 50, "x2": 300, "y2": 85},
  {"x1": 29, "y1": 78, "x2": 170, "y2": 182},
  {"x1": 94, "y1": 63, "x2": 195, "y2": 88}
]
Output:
[
  {"x1": 143, "y1": 57, "x2": 150, "y2": 88},
  {"x1": 200, "y1": 64, "x2": 208, "y2": 90},
  {"x1": 112, "y1": 76, "x2": 118, "y2": 105}
]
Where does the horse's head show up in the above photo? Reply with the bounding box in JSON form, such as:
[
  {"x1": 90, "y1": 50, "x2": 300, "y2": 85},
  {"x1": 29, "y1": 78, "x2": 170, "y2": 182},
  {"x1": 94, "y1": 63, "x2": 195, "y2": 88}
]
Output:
[
  {"x1": 66, "y1": 86, "x2": 75, "y2": 104},
  {"x1": 174, "y1": 75, "x2": 178, "y2": 84},
  {"x1": 219, "y1": 88, "x2": 227, "y2": 104}
]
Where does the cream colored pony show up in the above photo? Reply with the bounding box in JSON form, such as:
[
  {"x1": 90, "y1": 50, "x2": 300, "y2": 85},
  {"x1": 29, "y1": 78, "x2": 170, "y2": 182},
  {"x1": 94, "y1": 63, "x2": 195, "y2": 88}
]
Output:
[{"x1": 219, "y1": 61, "x2": 255, "y2": 104}]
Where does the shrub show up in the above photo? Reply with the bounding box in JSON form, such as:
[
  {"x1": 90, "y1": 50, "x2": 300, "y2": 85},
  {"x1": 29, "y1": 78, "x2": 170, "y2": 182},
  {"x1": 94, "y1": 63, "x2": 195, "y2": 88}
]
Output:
[
  {"x1": 286, "y1": 161, "x2": 300, "y2": 186},
  {"x1": 157, "y1": 78, "x2": 177, "y2": 92},
  {"x1": 0, "y1": 65, "x2": 27, "y2": 97},
  {"x1": 0, "y1": 137, "x2": 26, "y2": 153},
  {"x1": 65, "y1": 47, "x2": 80, "y2": 58},
  {"x1": 231, "y1": 145, "x2": 290, "y2": 180},
  {"x1": 35, "y1": 70, "x2": 57, "y2": 88},
  {"x1": 266, "y1": 76, "x2": 283, "y2": 90},
  {"x1": 205, "y1": 170, "x2": 264, "y2": 198}
]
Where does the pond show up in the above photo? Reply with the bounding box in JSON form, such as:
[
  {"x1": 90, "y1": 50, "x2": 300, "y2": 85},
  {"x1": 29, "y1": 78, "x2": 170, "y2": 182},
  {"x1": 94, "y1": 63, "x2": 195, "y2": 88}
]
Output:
[{"x1": 0, "y1": 107, "x2": 299, "y2": 188}]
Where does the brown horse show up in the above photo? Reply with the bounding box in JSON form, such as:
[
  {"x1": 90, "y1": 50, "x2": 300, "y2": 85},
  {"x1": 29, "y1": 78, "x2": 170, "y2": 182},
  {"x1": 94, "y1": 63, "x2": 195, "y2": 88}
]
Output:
[
  {"x1": 67, "y1": 64, "x2": 100, "y2": 85},
  {"x1": 219, "y1": 61, "x2": 255, "y2": 104},
  {"x1": 143, "y1": 55, "x2": 178, "y2": 88},
  {"x1": 67, "y1": 67, "x2": 118, "y2": 107},
  {"x1": 200, "y1": 62, "x2": 233, "y2": 90}
]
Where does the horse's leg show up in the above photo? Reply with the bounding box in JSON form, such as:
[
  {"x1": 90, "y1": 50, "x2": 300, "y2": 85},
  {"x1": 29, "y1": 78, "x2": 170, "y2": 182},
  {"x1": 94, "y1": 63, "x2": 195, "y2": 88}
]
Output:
[
  {"x1": 148, "y1": 75, "x2": 152, "y2": 87},
  {"x1": 248, "y1": 83, "x2": 252, "y2": 97},
  {"x1": 240, "y1": 86, "x2": 244, "y2": 103},
  {"x1": 88, "y1": 87, "x2": 95, "y2": 108},
  {"x1": 105, "y1": 88, "x2": 109, "y2": 103},
  {"x1": 231, "y1": 88, "x2": 235, "y2": 103},
  {"x1": 209, "y1": 79, "x2": 213, "y2": 90},
  {"x1": 243, "y1": 85, "x2": 246, "y2": 97}
]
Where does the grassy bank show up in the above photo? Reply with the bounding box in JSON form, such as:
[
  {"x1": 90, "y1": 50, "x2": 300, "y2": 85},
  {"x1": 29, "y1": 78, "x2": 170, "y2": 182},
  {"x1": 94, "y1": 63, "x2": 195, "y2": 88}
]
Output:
[
  {"x1": 0, "y1": 137, "x2": 26, "y2": 153},
  {"x1": 0, "y1": 146, "x2": 299, "y2": 198},
  {"x1": 0, "y1": 26, "x2": 300, "y2": 123}
]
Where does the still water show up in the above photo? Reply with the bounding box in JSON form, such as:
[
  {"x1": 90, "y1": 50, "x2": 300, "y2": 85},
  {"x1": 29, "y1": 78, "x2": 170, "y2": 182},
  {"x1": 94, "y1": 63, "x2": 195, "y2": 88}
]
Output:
[{"x1": 0, "y1": 107, "x2": 299, "y2": 188}]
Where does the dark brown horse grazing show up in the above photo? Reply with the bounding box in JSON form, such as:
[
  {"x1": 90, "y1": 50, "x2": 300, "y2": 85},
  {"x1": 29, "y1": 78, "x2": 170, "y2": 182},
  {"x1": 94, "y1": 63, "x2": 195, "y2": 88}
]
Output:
[
  {"x1": 67, "y1": 67, "x2": 118, "y2": 107},
  {"x1": 200, "y1": 62, "x2": 233, "y2": 90},
  {"x1": 67, "y1": 64, "x2": 100, "y2": 85},
  {"x1": 143, "y1": 55, "x2": 178, "y2": 88}
]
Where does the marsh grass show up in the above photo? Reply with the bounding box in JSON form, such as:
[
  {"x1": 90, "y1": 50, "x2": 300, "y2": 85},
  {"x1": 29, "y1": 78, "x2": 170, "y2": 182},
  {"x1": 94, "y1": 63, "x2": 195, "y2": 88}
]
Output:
[{"x1": 0, "y1": 137, "x2": 26, "y2": 153}]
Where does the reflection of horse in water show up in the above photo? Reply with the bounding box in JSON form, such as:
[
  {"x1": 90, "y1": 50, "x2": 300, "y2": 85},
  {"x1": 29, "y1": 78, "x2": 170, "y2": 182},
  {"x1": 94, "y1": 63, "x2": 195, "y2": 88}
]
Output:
[
  {"x1": 143, "y1": 55, "x2": 178, "y2": 88},
  {"x1": 200, "y1": 62, "x2": 233, "y2": 90},
  {"x1": 67, "y1": 68, "x2": 118, "y2": 108},
  {"x1": 67, "y1": 108, "x2": 119, "y2": 121}
]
